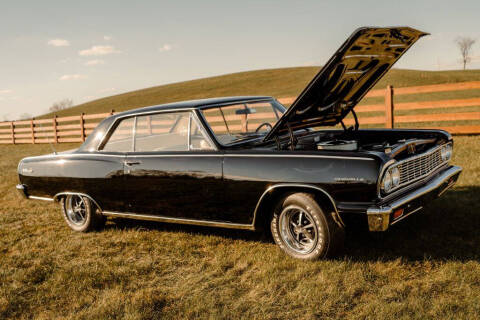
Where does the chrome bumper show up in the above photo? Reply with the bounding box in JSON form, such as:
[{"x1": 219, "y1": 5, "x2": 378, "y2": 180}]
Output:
[
  {"x1": 16, "y1": 184, "x2": 28, "y2": 199},
  {"x1": 15, "y1": 184, "x2": 54, "y2": 202},
  {"x1": 367, "y1": 165, "x2": 462, "y2": 231}
]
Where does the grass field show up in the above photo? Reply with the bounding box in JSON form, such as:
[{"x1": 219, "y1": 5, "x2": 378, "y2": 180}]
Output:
[
  {"x1": 30, "y1": 67, "x2": 480, "y2": 134},
  {"x1": 1, "y1": 136, "x2": 479, "y2": 319}
]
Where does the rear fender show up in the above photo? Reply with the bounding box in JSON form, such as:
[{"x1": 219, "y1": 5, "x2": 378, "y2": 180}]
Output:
[{"x1": 53, "y1": 192, "x2": 102, "y2": 212}]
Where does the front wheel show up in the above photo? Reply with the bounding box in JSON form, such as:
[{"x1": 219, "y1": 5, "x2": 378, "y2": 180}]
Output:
[
  {"x1": 61, "y1": 194, "x2": 105, "y2": 232},
  {"x1": 271, "y1": 193, "x2": 344, "y2": 260}
]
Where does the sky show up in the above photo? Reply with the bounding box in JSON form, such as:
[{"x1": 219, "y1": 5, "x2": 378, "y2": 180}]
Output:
[{"x1": 1, "y1": 0, "x2": 480, "y2": 120}]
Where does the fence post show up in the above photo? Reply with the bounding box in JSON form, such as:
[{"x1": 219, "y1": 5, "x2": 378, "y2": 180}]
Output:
[
  {"x1": 30, "y1": 118, "x2": 35, "y2": 144},
  {"x1": 53, "y1": 115, "x2": 58, "y2": 143},
  {"x1": 80, "y1": 113, "x2": 85, "y2": 141},
  {"x1": 10, "y1": 121, "x2": 15, "y2": 144},
  {"x1": 385, "y1": 85, "x2": 394, "y2": 128}
]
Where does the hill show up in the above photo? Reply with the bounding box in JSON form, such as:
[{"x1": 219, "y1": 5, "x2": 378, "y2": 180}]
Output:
[{"x1": 42, "y1": 67, "x2": 480, "y2": 118}]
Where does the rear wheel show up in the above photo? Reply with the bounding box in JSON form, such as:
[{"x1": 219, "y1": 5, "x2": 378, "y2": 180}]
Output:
[
  {"x1": 61, "y1": 194, "x2": 105, "y2": 232},
  {"x1": 271, "y1": 193, "x2": 344, "y2": 260}
]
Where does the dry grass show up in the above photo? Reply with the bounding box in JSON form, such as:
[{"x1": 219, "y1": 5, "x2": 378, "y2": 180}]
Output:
[
  {"x1": 37, "y1": 67, "x2": 480, "y2": 119},
  {"x1": 30, "y1": 67, "x2": 480, "y2": 132},
  {"x1": 0, "y1": 136, "x2": 479, "y2": 319}
]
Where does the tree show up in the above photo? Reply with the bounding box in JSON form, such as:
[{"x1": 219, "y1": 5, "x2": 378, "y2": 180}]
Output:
[
  {"x1": 49, "y1": 98, "x2": 73, "y2": 112},
  {"x1": 455, "y1": 37, "x2": 476, "y2": 70}
]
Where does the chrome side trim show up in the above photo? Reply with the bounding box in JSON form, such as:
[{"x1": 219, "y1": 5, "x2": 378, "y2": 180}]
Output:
[
  {"x1": 53, "y1": 192, "x2": 102, "y2": 211},
  {"x1": 28, "y1": 195, "x2": 54, "y2": 202},
  {"x1": 252, "y1": 183, "x2": 345, "y2": 228},
  {"x1": 102, "y1": 211, "x2": 255, "y2": 230},
  {"x1": 19, "y1": 152, "x2": 375, "y2": 161},
  {"x1": 224, "y1": 154, "x2": 374, "y2": 161}
]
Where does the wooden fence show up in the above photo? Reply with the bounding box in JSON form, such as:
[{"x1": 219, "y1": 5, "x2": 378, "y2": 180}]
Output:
[
  {"x1": 1, "y1": 81, "x2": 480, "y2": 144},
  {"x1": 0, "y1": 111, "x2": 115, "y2": 144}
]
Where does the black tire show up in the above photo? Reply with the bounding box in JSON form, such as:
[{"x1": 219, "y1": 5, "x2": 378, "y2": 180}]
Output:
[
  {"x1": 60, "y1": 195, "x2": 105, "y2": 232},
  {"x1": 270, "y1": 193, "x2": 344, "y2": 260}
]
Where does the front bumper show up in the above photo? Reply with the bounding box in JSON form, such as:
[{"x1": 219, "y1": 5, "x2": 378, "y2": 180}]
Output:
[{"x1": 367, "y1": 165, "x2": 462, "y2": 231}]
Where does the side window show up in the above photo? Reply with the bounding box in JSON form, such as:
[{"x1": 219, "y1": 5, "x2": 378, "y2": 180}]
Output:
[
  {"x1": 102, "y1": 117, "x2": 134, "y2": 152},
  {"x1": 134, "y1": 112, "x2": 190, "y2": 152},
  {"x1": 190, "y1": 116, "x2": 214, "y2": 150}
]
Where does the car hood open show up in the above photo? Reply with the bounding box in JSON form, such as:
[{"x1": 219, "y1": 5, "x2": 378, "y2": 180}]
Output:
[{"x1": 264, "y1": 26, "x2": 428, "y2": 141}]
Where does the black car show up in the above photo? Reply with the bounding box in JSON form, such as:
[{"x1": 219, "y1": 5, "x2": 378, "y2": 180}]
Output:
[{"x1": 16, "y1": 27, "x2": 462, "y2": 260}]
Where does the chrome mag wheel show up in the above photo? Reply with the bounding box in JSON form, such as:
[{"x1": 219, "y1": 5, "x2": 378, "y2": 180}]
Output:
[
  {"x1": 65, "y1": 194, "x2": 87, "y2": 226},
  {"x1": 279, "y1": 205, "x2": 318, "y2": 254}
]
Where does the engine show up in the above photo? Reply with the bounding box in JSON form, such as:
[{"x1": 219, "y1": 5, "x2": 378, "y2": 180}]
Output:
[
  {"x1": 316, "y1": 139, "x2": 358, "y2": 151},
  {"x1": 290, "y1": 130, "x2": 441, "y2": 160}
]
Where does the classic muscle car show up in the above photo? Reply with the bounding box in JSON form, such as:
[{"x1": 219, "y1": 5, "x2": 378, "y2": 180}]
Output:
[{"x1": 16, "y1": 27, "x2": 462, "y2": 260}]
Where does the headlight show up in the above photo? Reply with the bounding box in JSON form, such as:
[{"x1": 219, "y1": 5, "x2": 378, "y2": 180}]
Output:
[
  {"x1": 441, "y1": 144, "x2": 452, "y2": 162},
  {"x1": 381, "y1": 166, "x2": 400, "y2": 193},
  {"x1": 391, "y1": 167, "x2": 400, "y2": 187},
  {"x1": 381, "y1": 170, "x2": 393, "y2": 193}
]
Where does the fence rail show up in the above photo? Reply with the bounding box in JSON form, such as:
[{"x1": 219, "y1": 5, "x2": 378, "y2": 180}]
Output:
[{"x1": 1, "y1": 81, "x2": 480, "y2": 144}]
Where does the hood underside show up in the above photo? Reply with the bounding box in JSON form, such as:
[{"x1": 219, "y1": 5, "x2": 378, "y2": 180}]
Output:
[{"x1": 265, "y1": 26, "x2": 428, "y2": 141}]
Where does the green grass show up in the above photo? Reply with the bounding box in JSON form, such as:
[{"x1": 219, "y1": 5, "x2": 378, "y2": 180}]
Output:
[
  {"x1": 1, "y1": 137, "x2": 480, "y2": 319},
  {"x1": 39, "y1": 67, "x2": 480, "y2": 119}
]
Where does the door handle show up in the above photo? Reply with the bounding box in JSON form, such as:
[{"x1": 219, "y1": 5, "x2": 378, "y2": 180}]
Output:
[{"x1": 124, "y1": 160, "x2": 142, "y2": 166}]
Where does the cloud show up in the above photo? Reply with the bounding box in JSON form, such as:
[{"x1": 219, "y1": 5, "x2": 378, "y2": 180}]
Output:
[
  {"x1": 158, "y1": 44, "x2": 172, "y2": 52},
  {"x1": 48, "y1": 39, "x2": 70, "y2": 47},
  {"x1": 84, "y1": 59, "x2": 105, "y2": 66},
  {"x1": 104, "y1": 35, "x2": 112, "y2": 41},
  {"x1": 59, "y1": 74, "x2": 87, "y2": 81},
  {"x1": 0, "y1": 89, "x2": 13, "y2": 94},
  {"x1": 78, "y1": 45, "x2": 120, "y2": 56}
]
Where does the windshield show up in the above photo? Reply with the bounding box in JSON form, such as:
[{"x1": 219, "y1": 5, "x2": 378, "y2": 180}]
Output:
[{"x1": 201, "y1": 100, "x2": 285, "y2": 145}]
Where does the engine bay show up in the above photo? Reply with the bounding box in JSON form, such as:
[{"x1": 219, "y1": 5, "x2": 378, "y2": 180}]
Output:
[{"x1": 272, "y1": 129, "x2": 445, "y2": 159}]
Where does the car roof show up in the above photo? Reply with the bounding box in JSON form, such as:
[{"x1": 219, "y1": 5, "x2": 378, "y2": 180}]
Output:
[{"x1": 113, "y1": 96, "x2": 273, "y2": 118}]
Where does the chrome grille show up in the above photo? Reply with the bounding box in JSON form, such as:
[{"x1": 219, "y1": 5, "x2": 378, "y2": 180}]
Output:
[{"x1": 397, "y1": 146, "x2": 446, "y2": 187}]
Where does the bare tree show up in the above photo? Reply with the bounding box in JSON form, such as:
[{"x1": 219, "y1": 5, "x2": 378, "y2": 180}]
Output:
[
  {"x1": 455, "y1": 37, "x2": 476, "y2": 70},
  {"x1": 49, "y1": 98, "x2": 73, "y2": 112}
]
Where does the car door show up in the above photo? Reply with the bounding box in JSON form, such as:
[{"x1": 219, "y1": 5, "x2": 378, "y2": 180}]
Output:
[
  {"x1": 122, "y1": 111, "x2": 225, "y2": 221},
  {"x1": 93, "y1": 116, "x2": 135, "y2": 212}
]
